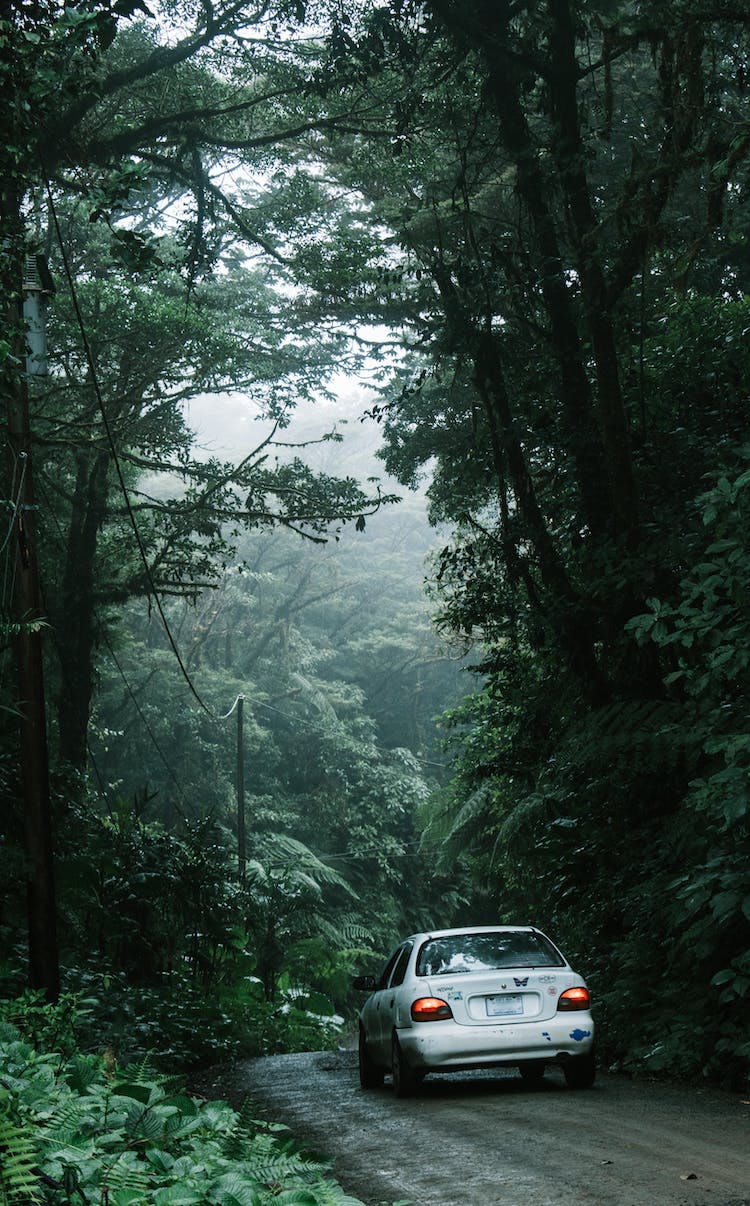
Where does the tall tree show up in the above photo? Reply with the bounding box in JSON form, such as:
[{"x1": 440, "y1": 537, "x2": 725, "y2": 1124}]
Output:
[
  {"x1": 35, "y1": 198, "x2": 391, "y2": 769},
  {"x1": 0, "y1": 0, "x2": 397, "y2": 995},
  {"x1": 303, "y1": 0, "x2": 750, "y2": 1078}
]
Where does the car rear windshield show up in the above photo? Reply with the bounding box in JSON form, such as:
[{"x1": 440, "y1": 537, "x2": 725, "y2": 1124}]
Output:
[{"x1": 416, "y1": 931, "x2": 565, "y2": 976}]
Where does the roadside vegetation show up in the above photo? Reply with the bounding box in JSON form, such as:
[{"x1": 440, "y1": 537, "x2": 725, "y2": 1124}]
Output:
[
  {"x1": 0, "y1": 993, "x2": 363, "y2": 1205},
  {"x1": 3, "y1": 16, "x2": 750, "y2": 1205}
]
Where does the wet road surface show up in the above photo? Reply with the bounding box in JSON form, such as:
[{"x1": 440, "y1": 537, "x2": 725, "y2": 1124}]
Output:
[{"x1": 197, "y1": 1049, "x2": 750, "y2": 1205}]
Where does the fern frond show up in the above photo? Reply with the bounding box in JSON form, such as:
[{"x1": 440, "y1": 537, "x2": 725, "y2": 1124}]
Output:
[
  {"x1": 45, "y1": 1095, "x2": 99, "y2": 1135},
  {"x1": 117, "y1": 1057, "x2": 159, "y2": 1087},
  {"x1": 444, "y1": 781, "x2": 498, "y2": 843},
  {"x1": 560, "y1": 698, "x2": 686, "y2": 764},
  {"x1": 0, "y1": 1112, "x2": 42, "y2": 1205},
  {"x1": 64, "y1": 1053, "x2": 101, "y2": 1094},
  {"x1": 298, "y1": 1182, "x2": 365, "y2": 1206},
  {"x1": 250, "y1": 1145, "x2": 331, "y2": 1187},
  {"x1": 208, "y1": 1170, "x2": 260, "y2": 1205},
  {"x1": 315, "y1": 916, "x2": 374, "y2": 948},
  {"x1": 338, "y1": 920, "x2": 374, "y2": 945},
  {"x1": 498, "y1": 793, "x2": 548, "y2": 851},
  {"x1": 229, "y1": 1098, "x2": 262, "y2": 1140},
  {"x1": 102, "y1": 1149, "x2": 152, "y2": 1195},
  {"x1": 256, "y1": 834, "x2": 354, "y2": 891}
]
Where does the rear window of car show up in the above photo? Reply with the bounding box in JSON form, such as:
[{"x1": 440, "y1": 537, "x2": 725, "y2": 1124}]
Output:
[{"x1": 416, "y1": 931, "x2": 565, "y2": 976}]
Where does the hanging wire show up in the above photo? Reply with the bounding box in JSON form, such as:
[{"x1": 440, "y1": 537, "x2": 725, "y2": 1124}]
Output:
[
  {"x1": 43, "y1": 168, "x2": 217, "y2": 720},
  {"x1": 1, "y1": 448, "x2": 28, "y2": 628},
  {"x1": 218, "y1": 693, "x2": 245, "y2": 720},
  {"x1": 98, "y1": 630, "x2": 193, "y2": 820},
  {"x1": 36, "y1": 472, "x2": 194, "y2": 818},
  {"x1": 0, "y1": 449, "x2": 28, "y2": 562},
  {"x1": 40, "y1": 172, "x2": 449, "y2": 785}
]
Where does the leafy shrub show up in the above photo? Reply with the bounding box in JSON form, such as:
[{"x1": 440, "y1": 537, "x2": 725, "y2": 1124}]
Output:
[
  {"x1": 0, "y1": 1004, "x2": 362, "y2": 1206},
  {"x1": 51, "y1": 969, "x2": 342, "y2": 1071}
]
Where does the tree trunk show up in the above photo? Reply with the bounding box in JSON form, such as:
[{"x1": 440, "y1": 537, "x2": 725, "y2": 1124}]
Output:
[
  {"x1": 56, "y1": 447, "x2": 112, "y2": 769},
  {"x1": 429, "y1": 0, "x2": 613, "y2": 540},
  {"x1": 2, "y1": 213, "x2": 60, "y2": 1000},
  {"x1": 546, "y1": 0, "x2": 640, "y2": 540},
  {"x1": 474, "y1": 330, "x2": 608, "y2": 699}
]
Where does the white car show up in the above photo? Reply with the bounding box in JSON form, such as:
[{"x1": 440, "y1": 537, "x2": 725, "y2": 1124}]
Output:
[{"x1": 353, "y1": 925, "x2": 595, "y2": 1095}]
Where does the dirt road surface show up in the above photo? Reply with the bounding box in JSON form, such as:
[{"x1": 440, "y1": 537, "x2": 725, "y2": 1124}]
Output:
[{"x1": 197, "y1": 1049, "x2": 750, "y2": 1206}]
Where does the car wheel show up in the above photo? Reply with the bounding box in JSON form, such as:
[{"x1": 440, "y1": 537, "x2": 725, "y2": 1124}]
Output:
[
  {"x1": 391, "y1": 1033, "x2": 419, "y2": 1098},
  {"x1": 563, "y1": 1051, "x2": 596, "y2": 1090},
  {"x1": 358, "y1": 1026, "x2": 384, "y2": 1089},
  {"x1": 518, "y1": 1060, "x2": 546, "y2": 1083}
]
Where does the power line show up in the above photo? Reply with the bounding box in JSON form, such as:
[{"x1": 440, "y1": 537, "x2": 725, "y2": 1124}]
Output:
[
  {"x1": 250, "y1": 694, "x2": 449, "y2": 770},
  {"x1": 35, "y1": 476, "x2": 190, "y2": 813},
  {"x1": 98, "y1": 631, "x2": 193, "y2": 818},
  {"x1": 0, "y1": 449, "x2": 28, "y2": 700},
  {"x1": 44, "y1": 171, "x2": 217, "y2": 721},
  {"x1": 41, "y1": 177, "x2": 450, "y2": 790},
  {"x1": 0, "y1": 449, "x2": 28, "y2": 562}
]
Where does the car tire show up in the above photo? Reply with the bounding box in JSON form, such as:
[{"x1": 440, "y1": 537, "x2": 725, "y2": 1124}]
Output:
[
  {"x1": 391, "y1": 1033, "x2": 419, "y2": 1098},
  {"x1": 518, "y1": 1060, "x2": 546, "y2": 1083},
  {"x1": 358, "y1": 1027, "x2": 384, "y2": 1089},
  {"x1": 563, "y1": 1050, "x2": 596, "y2": 1090}
]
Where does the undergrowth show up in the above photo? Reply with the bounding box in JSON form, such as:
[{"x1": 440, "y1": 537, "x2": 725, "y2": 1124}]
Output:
[
  {"x1": 0, "y1": 962, "x2": 343, "y2": 1073},
  {"x1": 0, "y1": 997, "x2": 362, "y2": 1206}
]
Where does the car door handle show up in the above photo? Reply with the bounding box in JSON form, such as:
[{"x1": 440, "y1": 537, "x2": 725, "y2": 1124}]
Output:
[{"x1": 389, "y1": 998, "x2": 395, "y2": 1008}]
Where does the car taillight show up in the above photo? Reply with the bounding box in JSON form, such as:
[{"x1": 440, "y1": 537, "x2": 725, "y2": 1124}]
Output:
[
  {"x1": 557, "y1": 986, "x2": 590, "y2": 1011},
  {"x1": 411, "y1": 997, "x2": 454, "y2": 1022}
]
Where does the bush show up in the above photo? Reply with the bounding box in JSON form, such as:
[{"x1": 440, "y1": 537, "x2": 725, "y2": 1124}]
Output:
[
  {"x1": 0, "y1": 999, "x2": 362, "y2": 1206},
  {"x1": 46, "y1": 968, "x2": 343, "y2": 1071}
]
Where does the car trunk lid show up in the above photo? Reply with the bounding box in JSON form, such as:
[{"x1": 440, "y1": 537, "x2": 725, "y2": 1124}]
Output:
[{"x1": 425, "y1": 970, "x2": 570, "y2": 1025}]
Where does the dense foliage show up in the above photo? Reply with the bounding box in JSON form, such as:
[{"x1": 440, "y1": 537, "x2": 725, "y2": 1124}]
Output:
[
  {"x1": 0, "y1": 994, "x2": 363, "y2": 1205},
  {"x1": 332, "y1": 0, "x2": 750, "y2": 1085},
  {"x1": 3, "y1": 0, "x2": 750, "y2": 1104}
]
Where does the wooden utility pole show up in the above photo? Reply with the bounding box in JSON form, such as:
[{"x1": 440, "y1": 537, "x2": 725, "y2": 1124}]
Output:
[
  {"x1": 2, "y1": 0, "x2": 59, "y2": 1000},
  {"x1": 237, "y1": 694, "x2": 246, "y2": 880},
  {"x1": 5, "y1": 286, "x2": 60, "y2": 1001}
]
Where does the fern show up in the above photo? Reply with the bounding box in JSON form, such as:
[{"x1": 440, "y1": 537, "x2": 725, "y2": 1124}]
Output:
[
  {"x1": 102, "y1": 1150, "x2": 152, "y2": 1196},
  {"x1": 498, "y1": 792, "x2": 548, "y2": 850},
  {"x1": 444, "y1": 780, "x2": 498, "y2": 844},
  {"x1": 210, "y1": 1171, "x2": 261, "y2": 1206},
  {"x1": 0, "y1": 1112, "x2": 42, "y2": 1206},
  {"x1": 0, "y1": 1010, "x2": 366, "y2": 1206},
  {"x1": 558, "y1": 698, "x2": 688, "y2": 765},
  {"x1": 64, "y1": 1052, "x2": 101, "y2": 1094},
  {"x1": 316, "y1": 916, "x2": 374, "y2": 947},
  {"x1": 117, "y1": 1056, "x2": 160, "y2": 1087},
  {"x1": 44, "y1": 1094, "x2": 98, "y2": 1135},
  {"x1": 267, "y1": 1193, "x2": 318, "y2": 1206}
]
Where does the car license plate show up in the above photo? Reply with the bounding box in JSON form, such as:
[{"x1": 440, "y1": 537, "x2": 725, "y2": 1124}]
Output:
[{"x1": 486, "y1": 994, "x2": 523, "y2": 1017}]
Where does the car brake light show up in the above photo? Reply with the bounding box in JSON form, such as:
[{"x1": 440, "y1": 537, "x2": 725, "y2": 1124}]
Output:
[
  {"x1": 411, "y1": 997, "x2": 454, "y2": 1022},
  {"x1": 557, "y1": 986, "x2": 590, "y2": 1010}
]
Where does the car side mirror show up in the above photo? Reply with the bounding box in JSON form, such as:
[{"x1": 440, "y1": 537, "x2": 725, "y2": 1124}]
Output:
[{"x1": 352, "y1": 974, "x2": 376, "y2": 991}]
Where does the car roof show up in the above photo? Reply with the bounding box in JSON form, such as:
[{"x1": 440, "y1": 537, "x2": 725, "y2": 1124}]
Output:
[{"x1": 403, "y1": 925, "x2": 542, "y2": 943}]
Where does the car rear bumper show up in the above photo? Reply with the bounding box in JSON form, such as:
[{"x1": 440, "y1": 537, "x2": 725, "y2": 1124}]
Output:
[{"x1": 396, "y1": 1015, "x2": 595, "y2": 1069}]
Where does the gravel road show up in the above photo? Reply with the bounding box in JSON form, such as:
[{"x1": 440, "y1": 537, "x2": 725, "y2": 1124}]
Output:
[{"x1": 195, "y1": 1049, "x2": 750, "y2": 1206}]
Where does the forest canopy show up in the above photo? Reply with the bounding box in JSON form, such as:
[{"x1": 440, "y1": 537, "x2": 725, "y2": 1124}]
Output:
[{"x1": 2, "y1": 0, "x2": 750, "y2": 1091}]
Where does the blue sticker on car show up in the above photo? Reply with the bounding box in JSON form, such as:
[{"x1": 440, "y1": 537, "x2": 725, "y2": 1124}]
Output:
[
  {"x1": 569, "y1": 1028, "x2": 591, "y2": 1042},
  {"x1": 514, "y1": 976, "x2": 529, "y2": 987}
]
